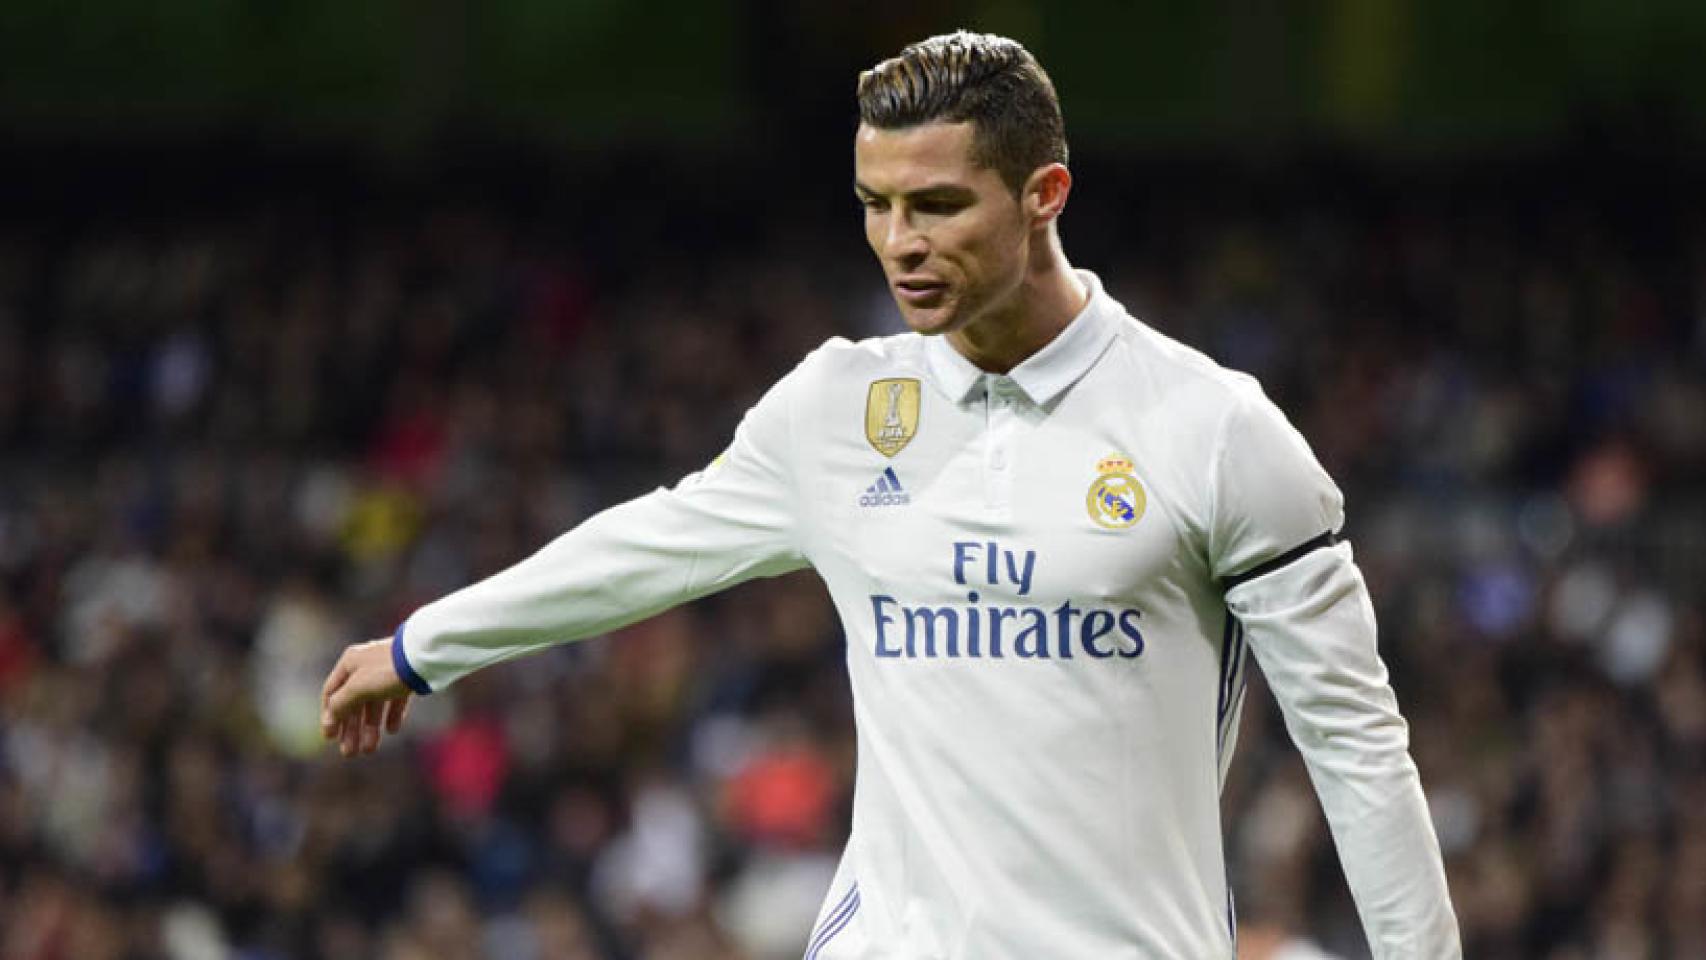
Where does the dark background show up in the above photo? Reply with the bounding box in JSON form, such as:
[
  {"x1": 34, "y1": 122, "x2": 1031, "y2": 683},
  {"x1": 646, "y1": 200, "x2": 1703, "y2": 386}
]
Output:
[{"x1": 2, "y1": 2, "x2": 1704, "y2": 958}]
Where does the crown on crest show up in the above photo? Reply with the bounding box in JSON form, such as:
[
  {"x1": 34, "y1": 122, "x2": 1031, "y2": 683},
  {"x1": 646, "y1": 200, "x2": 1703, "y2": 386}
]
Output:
[{"x1": 1096, "y1": 455, "x2": 1133, "y2": 475}]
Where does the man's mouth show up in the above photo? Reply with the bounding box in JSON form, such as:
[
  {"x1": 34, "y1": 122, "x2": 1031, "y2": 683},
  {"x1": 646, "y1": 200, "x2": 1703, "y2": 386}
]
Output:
[{"x1": 895, "y1": 278, "x2": 947, "y2": 306}]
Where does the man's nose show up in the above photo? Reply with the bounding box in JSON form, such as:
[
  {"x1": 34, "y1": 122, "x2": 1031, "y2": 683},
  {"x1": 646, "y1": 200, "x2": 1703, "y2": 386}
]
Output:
[{"x1": 885, "y1": 213, "x2": 928, "y2": 262}]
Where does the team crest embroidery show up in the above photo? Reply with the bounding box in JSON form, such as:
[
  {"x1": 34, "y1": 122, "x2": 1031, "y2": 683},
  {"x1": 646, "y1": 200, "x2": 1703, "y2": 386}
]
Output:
[
  {"x1": 865, "y1": 378, "x2": 920, "y2": 457},
  {"x1": 1086, "y1": 455, "x2": 1146, "y2": 529}
]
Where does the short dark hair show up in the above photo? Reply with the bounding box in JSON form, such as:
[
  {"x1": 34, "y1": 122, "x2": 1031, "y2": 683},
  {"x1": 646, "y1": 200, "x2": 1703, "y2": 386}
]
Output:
[{"x1": 857, "y1": 31, "x2": 1068, "y2": 194}]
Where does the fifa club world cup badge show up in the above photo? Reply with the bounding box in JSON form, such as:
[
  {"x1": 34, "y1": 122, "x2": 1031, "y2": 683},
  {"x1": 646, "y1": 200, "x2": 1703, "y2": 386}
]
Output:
[
  {"x1": 865, "y1": 378, "x2": 920, "y2": 457},
  {"x1": 1086, "y1": 455, "x2": 1146, "y2": 529}
]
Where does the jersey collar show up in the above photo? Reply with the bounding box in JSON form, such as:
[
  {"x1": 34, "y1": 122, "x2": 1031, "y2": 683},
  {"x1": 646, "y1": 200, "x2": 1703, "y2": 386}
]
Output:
[{"x1": 923, "y1": 269, "x2": 1122, "y2": 406}]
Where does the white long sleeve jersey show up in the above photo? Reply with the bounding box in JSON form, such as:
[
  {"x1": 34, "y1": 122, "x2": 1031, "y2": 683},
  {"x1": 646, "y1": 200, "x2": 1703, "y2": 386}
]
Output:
[{"x1": 396, "y1": 272, "x2": 1461, "y2": 959}]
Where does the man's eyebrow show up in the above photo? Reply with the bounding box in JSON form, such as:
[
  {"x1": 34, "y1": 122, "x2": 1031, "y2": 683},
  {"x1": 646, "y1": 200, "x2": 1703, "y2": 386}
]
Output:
[{"x1": 853, "y1": 181, "x2": 976, "y2": 201}]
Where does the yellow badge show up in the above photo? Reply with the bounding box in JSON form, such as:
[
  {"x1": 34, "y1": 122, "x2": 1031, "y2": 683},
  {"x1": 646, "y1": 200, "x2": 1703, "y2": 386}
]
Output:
[
  {"x1": 1086, "y1": 455, "x2": 1146, "y2": 529},
  {"x1": 865, "y1": 378, "x2": 921, "y2": 457}
]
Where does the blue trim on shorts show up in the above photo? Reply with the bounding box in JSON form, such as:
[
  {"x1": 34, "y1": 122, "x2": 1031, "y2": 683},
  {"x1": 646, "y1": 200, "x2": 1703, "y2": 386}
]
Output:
[{"x1": 806, "y1": 882, "x2": 860, "y2": 959}]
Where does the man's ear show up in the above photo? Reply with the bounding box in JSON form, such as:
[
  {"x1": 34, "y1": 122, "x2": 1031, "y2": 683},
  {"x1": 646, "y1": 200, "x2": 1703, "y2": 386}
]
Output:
[{"x1": 1023, "y1": 163, "x2": 1072, "y2": 226}]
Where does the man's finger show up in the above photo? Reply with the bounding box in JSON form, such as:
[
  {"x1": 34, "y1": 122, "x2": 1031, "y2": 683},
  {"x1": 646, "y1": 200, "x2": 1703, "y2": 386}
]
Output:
[
  {"x1": 321, "y1": 655, "x2": 352, "y2": 716},
  {"x1": 360, "y1": 701, "x2": 383, "y2": 754},
  {"x1": 321, "y1": 666, "x2": 348, "y2": 738},
  {"x1": 326, "y1": 680, "x2": 356, "y2": 726},
  {"x1": 325, "y1": 669, "x2": 379, "y2": 725},
  {"x1": 384, "y1": 694, "x2": 411, "y2": 734},
  {"x1": 339, "y1": 712, "x2": 360, "y2": 757}
]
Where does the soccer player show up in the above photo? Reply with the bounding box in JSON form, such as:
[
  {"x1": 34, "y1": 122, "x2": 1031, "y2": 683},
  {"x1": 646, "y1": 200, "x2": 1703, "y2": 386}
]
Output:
[{"x1": 321, "y1": 31, "x2": 1461, "y2": 958}]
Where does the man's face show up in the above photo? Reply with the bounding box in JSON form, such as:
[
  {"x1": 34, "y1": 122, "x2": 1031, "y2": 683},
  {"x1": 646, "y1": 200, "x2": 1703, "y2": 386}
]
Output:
[{"x1": 854, "y1": 121, "x2": 1032, "y2": 337}]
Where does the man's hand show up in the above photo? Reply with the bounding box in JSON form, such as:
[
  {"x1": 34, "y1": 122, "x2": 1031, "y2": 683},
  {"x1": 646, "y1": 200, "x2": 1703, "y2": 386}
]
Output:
[{"x1": 321, "y1": 638, "x2": 412, "y2": 757}]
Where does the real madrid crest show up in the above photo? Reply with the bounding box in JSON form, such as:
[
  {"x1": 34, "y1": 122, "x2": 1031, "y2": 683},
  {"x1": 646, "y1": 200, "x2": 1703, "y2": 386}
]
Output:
[
  {"x1": 865, "y1": 378, "x2": 920, "y2": 457},
  {"x1": 1087, "y1": 454, "x2": 1146, "y2": 529}
]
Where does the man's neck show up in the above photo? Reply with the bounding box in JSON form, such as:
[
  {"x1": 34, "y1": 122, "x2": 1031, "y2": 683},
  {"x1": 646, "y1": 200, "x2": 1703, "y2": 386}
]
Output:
[{"x1": 947, "y1": 249, "x2": 1088, "y2": 375}]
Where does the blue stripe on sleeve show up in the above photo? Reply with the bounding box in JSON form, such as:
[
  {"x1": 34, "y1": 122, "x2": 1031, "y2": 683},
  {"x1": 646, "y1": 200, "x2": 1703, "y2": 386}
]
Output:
[{"x1": 391, "y1": 623, "x2": 433, "y2": 695}]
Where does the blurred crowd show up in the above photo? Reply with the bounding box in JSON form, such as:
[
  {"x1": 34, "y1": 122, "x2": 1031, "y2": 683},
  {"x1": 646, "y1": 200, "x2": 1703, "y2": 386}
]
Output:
[{"x1": 1, "y1": 158, "x2": 1704, "y2": 959}]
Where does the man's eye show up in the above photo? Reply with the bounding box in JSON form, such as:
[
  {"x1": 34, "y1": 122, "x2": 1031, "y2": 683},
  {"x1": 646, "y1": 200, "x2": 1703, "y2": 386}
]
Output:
[
  {"x1": 860, "y1": 198, "x2": 889, "y2": 212},
  {"x1": 915, "y1": 200, "x2": 964, "y2": 216}
]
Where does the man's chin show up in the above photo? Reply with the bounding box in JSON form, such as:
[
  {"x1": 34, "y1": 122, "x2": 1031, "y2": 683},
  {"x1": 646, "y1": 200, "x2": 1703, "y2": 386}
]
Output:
[{"x1": 897, "y1": 302, "x2": 960, "y2": 336}]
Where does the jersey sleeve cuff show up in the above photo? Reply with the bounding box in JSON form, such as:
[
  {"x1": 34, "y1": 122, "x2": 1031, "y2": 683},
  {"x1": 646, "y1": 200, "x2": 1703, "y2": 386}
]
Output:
[{"x1": 391, "y1": 623, "x2": 433, "y2": 695}]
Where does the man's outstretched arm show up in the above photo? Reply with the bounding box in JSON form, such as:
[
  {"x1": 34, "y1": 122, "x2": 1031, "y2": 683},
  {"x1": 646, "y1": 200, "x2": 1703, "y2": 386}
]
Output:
[{"x1": 319, "y1": 349, "x2": 815, "y2": 755}]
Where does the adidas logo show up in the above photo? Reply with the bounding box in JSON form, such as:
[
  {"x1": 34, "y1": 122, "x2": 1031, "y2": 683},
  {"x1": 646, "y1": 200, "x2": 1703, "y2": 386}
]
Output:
[{"x1": 859, "y1": 467, "x2": 912, "y2": 507}]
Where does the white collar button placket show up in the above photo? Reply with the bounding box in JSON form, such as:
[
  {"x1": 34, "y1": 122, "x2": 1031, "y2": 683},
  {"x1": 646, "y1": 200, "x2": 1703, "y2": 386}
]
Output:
[{"x1": 982, "y1": 374, "x2": 1015, "y2": 510}]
